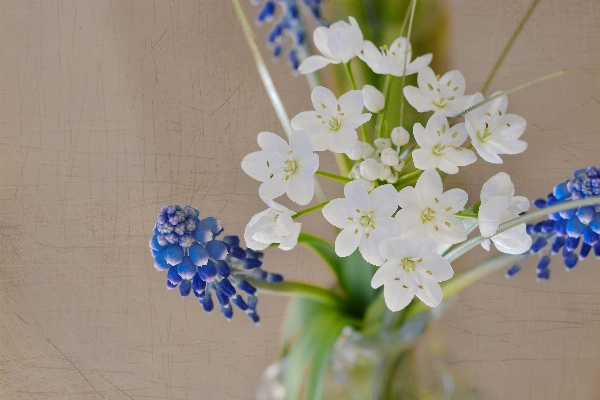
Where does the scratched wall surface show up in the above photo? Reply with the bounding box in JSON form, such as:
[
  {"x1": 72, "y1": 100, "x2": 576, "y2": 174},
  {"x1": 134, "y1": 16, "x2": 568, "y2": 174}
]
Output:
[{"x1": 0, "y1": 0, "x2": 599, "y2": 399}]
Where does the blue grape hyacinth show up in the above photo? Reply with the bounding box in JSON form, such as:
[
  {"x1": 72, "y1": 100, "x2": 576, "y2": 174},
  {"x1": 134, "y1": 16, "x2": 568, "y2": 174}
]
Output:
[
  {"x1": 149, "y1": 205, "x2": 284, "y2": 324},
  {"x1": 506, "y1": 167, "x2": 600, "y2": 280},
  {"x1": 252, "y1": 0, "x2": 327, "y2": 72}
]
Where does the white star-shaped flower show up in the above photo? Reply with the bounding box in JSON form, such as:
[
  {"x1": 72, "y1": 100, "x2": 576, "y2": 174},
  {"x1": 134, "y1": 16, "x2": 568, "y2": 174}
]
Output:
[
  {"x1": 371, "y1": 236, "x2": 454, "y2": 311},
  {"x1": 298, "y1": 17, "x2": 364, "y2": 74},
  {"x1": 244, "y1": 197, "x2": 301, "y2": 251},
  {"x1": 465, "y1": 92, "x2": 528, "y2": 164},
  {"x1": 357, "y1": 37, "x2": 432, "y2": 77},
  {"x1": 396, "y1": 169, "x2": 468, "y2": 244},
  {"x1": 412, "y1": 112, "x2": 477, "y2": 174},
  {"x1": 403, "y1": 67, "x2": 470, "y2": 117},
  {"x1": 478, "y1": 172, "x2": 532, "y2": 254},
  {"x1": 291, "y1": 87, "x2": 371, "y2": 153},
  {"x1": 241, "y1": 131, "x2": 319, "y2": 205},
  {"x1": 322, "y1": 181, "x2": 402, "y2": 265}
]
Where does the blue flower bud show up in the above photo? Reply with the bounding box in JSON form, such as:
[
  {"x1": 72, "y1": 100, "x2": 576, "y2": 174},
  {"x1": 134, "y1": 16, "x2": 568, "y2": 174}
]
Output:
[
  {"x1": 537, "y1": 269, "x2": 550, "y2": 280},
  {"x1": 229, "y1": 246, "x2": 247, "y2": 260},
  {"x1": 289, "y1": 49, "x2": 299, "y2": 71},
  {"x1": 553, "y1": 181, "x2": 571, "y2": 200},
  {"x1": 256, "y1": 1, "x2": 276, "y2": 25},
  {"x1": 583, "y1": 226, "x2": 599, "y2": 245},
  {"x1": 223, "y1": 235, "x2": 240, "y2": 247},
  {"x1": 179, "y1": 280, "x2": 192, "y2": 297},
  {"x1": 526, "y1": 224, "x2": 534, "y2": 234},
  {"x1": 218, "y1": 278, "x2": 237, "y2": 297},
  {"x1": 551, "y1": 236, "x2": 566, "y2": 254},
  {"x1": 192, "y1": 224, "x2": 212, "y2": 244},
  {"x1": 577, "y1": 205, "x2": 596, "y2": 225},
  {"x1": 530, "y1": 237, "x2": 547, "y2": 253},
  {"x1": 533, "y1": 199, "x2": 547, "y2": 208},
  {"x1": 247, "y1": 310, "x2": 260, "y2": 325},
  {"x1": 184, "y1": 218, "x2": 197, "y2": 233},
  {"x1": 580, "y1": 243, "x2": 592, "y2": 259},
  {"x1": 247, "y1": 295, "x2": 258, "y2": 310},
  {"x1": 554, "y1": 219, "x2": 568, "y2": 236},
  {"x1": 594, "y1": 243, "x2": 600, "y2": 258},
  {"x1": 244, "y1": 258, "x2": 263, "y2": 269},
  {"x1": 174, "y1": 223, "x2": 186, "y2": 235},
  {"x1": 566, "y1": 217, "x2": 585, "y2": 237},
  {"x1": 192, "y1": 273, "x2": 205, "y2": 293},
  {"x1": 268, "y1": 23, "x2": 283, "y2": 43},
  {"x1": 506, "y1": 265, "x2": 521, "y2": 278},
  {"x1": 167, "y1": 265, "x2": 183, "y2": 285},
  {"x1": 541, "y1": 220, "x2": 556, "y2": 233},
  {"x1": 154, "y1": 252, "x2": 170, "y2": 271},
  {"x1": 231, "y1": 295, "x2": 249, "y2": 311},
  {"x1": 267, "y1": 273, "x2": 284, "y2": 283},
  {"x1": 150, "y1": 234, "x2": 168, "y2": 251},
  {"x1": 164, "y1": 232, "x2": 178, "y2": 244},
  {"x1": 178, "y1": 234, "x2": 194, "y2": 248},
  {"x1": 157, "y1": 212, "x2": 168, "y2": 225},
  {"x1": 221, "y1": 303, "x2": 233, "y2": 320},
  {"x1": 273, "y1": 45, "x2": 282, "y2": 59},
  {"x1": 169, "y1": 210, "x2": 185, "y2": 226},
  {"x1": 165, "y1": 244, "x2": 184, "y2": 266},
  {"x1": 214, "y1": 287, "x2": 229, "y2": 306},
  {"x1": 559, "y1": 207, "x2": 577, "y2": 220},
  {"x1": 215, "y1": 260, "x2": 230, "y2": 278},
  {"x1": 189, "y1": 243, "x2": 209, "y2": 266},
  {"x1": 198, "y1": 217, "x2": 223, "y2": 237},
  {"x1": 166, "y1": 280, "x2": 177, "y2": 289},
  {"x1": 206, "y1": 240, "x2": 228, "y2": 260},
  {"x1": 564, "y1": 252, "x2": 578, "y2": 269},
  {"x1": 198, "y1": 261, "x2": 218, "y2": 282},
  {"x1": 537, "y1": 256, "x2": 551, "y2": 271},
  {"x1": 200, "y1": 292, "x2": 214, "y2": 313},
  {"x1": 565, "y1": 236, "x2": 580, "y2": 252},
  {"x1": 177, "y1": 256, "x2": 197, "y2": 280},
  {"x1": 193, "y1": 290, "x2": 201, "y2": 298},
  {"x1": 246, "y1": 249, "x2": 263, "y2": 259},
  {"x1": 590, "y1": 214, "x2": 600, "y2": 234},
  {"x1": 183, "y1": 205, "x2": 199, "y2": 219},
  {"x1": 532, "y1": 222, "x2": 544, "y2": 234},
  {"x1": 252, "y1": 269, "x2": 268, "y2": 280},
  {"x1": 237, "y1": 279, "x2": 257, "y2": 295}
]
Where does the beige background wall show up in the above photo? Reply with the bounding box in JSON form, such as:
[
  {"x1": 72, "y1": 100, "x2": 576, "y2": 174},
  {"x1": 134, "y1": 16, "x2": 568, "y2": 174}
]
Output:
[{"x1": 1, "y1": 0, "x2": 599, "y2": 398}]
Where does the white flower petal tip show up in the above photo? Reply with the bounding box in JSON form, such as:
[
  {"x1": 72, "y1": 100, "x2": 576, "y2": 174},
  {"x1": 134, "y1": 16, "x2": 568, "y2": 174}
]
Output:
[
  {"x1": 478, "y1": 172, "x2": 531, "y2": 254},
  {"x1": 241, "y1": 131, "x2": 319, "y2": 205},
  {"x1": 396, "y1": 169, "x2": 468, "y2": 245},
  {"x1": 372, "y1": 236, "x2": 454, "y2": 312},
  {"x1": 362, "y1": 84, "x2": 385, "y2": 113},
  {"x1": 297, "y1": 17, "x2": 364, "y2": 74},
  {"x1": 465, "y1": 92, "x2": 528, "y2": 164},
  {"x1": 244, "y1": 198, "x2": 301, "y2": 251},
  {"x1": 403, "y1": 67, "x2": 471, "y2": 117},
  {"x1": 411, "y1": 112, "x2": 476, "y2": 174},
  {"x1": 291, "y1": 87, "x2": 371, "y2": 154},
  {"x1": 357, "y1": 37, "x2": 432, "y2": 77},
  {"x1": 322, "y1": 181, "x2": 402, "y2": 265}
]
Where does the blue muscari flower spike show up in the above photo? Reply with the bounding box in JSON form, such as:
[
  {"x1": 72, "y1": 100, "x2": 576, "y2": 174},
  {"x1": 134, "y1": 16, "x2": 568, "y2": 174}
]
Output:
[
  {"x1": 506, "y1": 167, "x2": 600, "y2": 280},
  {"x1": 251, "y1": 0, "x2": 327, "y2": 73},
  {"x1": 149, "y1": 205, "x2": 284, "y2": 324}
]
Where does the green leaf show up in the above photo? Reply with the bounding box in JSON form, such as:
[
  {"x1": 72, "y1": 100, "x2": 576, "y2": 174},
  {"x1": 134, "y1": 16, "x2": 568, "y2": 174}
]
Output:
[
  {"x1": 281, "y1": 297, "x2": 331, "y2": 351},
  {"x1": 249, "y1": 278, "x2": 344, "y2": 308},
  {"x1": 297, "y1": 232, "x2": 344, "y2": 284},
  {"x1": 360, "y1": 291, "x2": 388, "y2": 338}
]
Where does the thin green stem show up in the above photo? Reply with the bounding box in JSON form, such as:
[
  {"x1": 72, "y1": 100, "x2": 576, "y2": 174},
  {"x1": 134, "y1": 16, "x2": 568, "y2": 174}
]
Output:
[
  {"x1": 249, "y1": 279, "x2": 344, "y2": 308},
  {"x1": 454, "y1": 212, "x2": 478, "y2": 219},
  {"x1": 481, "y1": 0, "x2": 541, "y2": 95},
  {"x1": 450, "y1": 69, "x2": 567, "y2": 123},
  {"x1": 443, "y1": 196, "x2": 600, "y2": 263},
  {"x1": 292, "y1": 201, "x2": 330, "y2": 220},
  {"x1": 315, "y1": 170, "x2": 352, "y2": 183},
  {"x1": 231, "y1": 0, "x2": 293, "y2": 138},
  {"x1": 398, "y1": 1, "x2": 413, "y2": 37},
  {"x1": 399, "y1": 0, "x2": 418, "y2": 129},
  {"x1": 396, "y1": 168, "x2": 422, "y2": 183},
  {"x1": 376, "y1": 76, "x2": 395, "y2": 138},
  {"x1": 345, "y1": 62, "x2": 369, "y2": 142}
]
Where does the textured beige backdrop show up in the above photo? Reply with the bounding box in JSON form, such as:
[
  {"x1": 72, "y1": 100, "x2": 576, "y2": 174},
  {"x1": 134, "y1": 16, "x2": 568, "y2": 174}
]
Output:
[{"x1": 1, "y1": 0, "x2": 600, "y2": 399}]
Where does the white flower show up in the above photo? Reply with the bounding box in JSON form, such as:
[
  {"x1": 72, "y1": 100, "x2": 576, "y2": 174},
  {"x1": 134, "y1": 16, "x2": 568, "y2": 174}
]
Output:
[
  {"x1": 372, "y1": 236, "x2": 454, "y2": 311},
  {"x1": 241, "y1": 131, "x2": 319, "y2": 205},
  {"x1": 391, "y1": 127, "x2": 410, "y2": 146},
  {"x1": 403, "y1": 67, "x2": 470, "y2": 117},
  {"x1": 291, "y1": 87, "x2": 372, "y2": 153},
  {"x1": 244, "y1": 198, "x2": 301, "y2": 251},
  {"x1": 478, "y1": 172, "x2": 532, "y2": 254},
  {"x1": 298, "y1": 17, "x2": 364, "y2": 74},
  {"x1": 362, "y1": 84, "x2": 385, "y2": 113},
  {"x1": 396, "y1": 169, "x2": 468, "y2": 244},
  {"x1": 357, "y1": 37, "x2": 432, "y2": 77},
  {"x1": 359, "y1": 158, "x2": 383, "y2": 181},
  {"x1": 412, "y1": 112, "x2": 476, "y2": 174},
  {"x1": 465, "y1": 92, "x2": 528, "y2": 164},
  {"x1": 322, "y1": 181, "x2": 403, "y2": 265}
]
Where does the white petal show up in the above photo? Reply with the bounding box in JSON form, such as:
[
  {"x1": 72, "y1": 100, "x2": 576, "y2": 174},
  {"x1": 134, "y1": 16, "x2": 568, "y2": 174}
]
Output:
[
  {"x1": 415, "y1": 169, "x2": 443, "y2": 201},
  {"x1": 327, "y1": 128, "x2": 358, "y2": 153},
  {"x1": 371, "y1": 261, "x2": 398, "y2": 288},
  {"x1": 412, "y1": 149, "x2": 440, "y2": 172},
  {"x1": 429, "y1": 215, "x2": 467, "y2": 244},
  {"x1": 481, "y1": 172, "x2": 514, "y2": 202},
  {"x1": 417, "y1": 67, "x2": 436, "y2": 93},
  {"x1": 338, "y1": 90, "x2": 365, "y2": 117},
  {"x1": 359, "y1": 232, "x2": 385, "y2": 265},
  {"x1": 370, "y1": 184, "x2": 399, "y2": 217},
  {"x1": 335, "y1": 226, "x2": 363, "y2": 257},
  {"x1": 440, "y1": 70, "x2": 465, "y2": 96},
  {"x1": 403, "y1": 86, "x2": 434, "y2": 113},
  {"x1": 405, "y1": 53, "x2": 433, "y2": 75},
  {"x1": 384, "y1": 280, "x2": 415, "y2": 311},
  {"x1": 322, "y1": 198, "x2": 355, "y2": 228},
  {"x1": 278, "y1": 223, "x2": 302, "y2": 251},
  {"x1": 406, "y1": 235, "x2": 438, "y2": 256},
  {"x1": 414, "y1": 273, "x2": 443, "y2": 307},
  {"x1": 509, "y1": 196, "x2": 530, "y2": 214},
  {"x1": 491, "y1": 225, "x2": 532, "y2": 254},
  {"x1": 397, "y1": 186, "x2": 421, "y2": 209},
  {"x1": 259, "y1": 172, "x2": 288, "y2": 200},
  {"x1": 419, "y1": 254, "x2": 453, "y2": 281},
  {"x1": 342, "y1": 113, "x2": 372, "y2": 130},
  {"x1": 287, "y1": 174, "x2": 315, "y2": 205},
  {"x1": 313, "y1": 26, "x2": 335, "y2": 59},
  {"x1": 241, "y1": 151, "x2": 271, "y2": 182},
  {"x1": 344, "y1": 180, "x2": 370, "y2": 210},
  {"x1": 437, "y1": 188, "x2": 468, "y2": 212},
  {"x1": 362, "y1": 84, "x2": 385, "y2": 113},
  {"x1": 298, "y1": 55, "x2": 335, "y2": 74},
  {"x1": 395, "y1": 209, "x2": 428, "y2": 238},
  {"x1": 442, "y1": 147, "x2": 477, "y2": 168},
  {"x1": 478, "y1": 196, "x2": 509, "y2": 237},
  {"x1": 291, "y1": 111, "x2": 326, "y2": 133},
  {"x1": 378, "y1": 237, "x2": 408, "y2": 261},
  {"x1": 289, "y1": 131, "x2": 314, "y2": 159},
  {"x1": 297, "y1": 153, "x2": 319, "y2": 176},
  {"x1": 311, "y1": 86, "x2": 338, "y2": 113},
  {"x1": 371, "y1": 218, "x2": 403, "y2": 242}
]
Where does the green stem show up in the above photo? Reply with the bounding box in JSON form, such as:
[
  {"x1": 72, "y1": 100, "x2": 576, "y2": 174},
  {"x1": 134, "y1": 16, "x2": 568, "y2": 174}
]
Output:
[
  {"x1": 249, "y1": 279, "x2": 344, "y2": 308},
  {"x1": 449, "y1": 69, "x2": 567, "y2": 123},
  {"x1": 443, "y1": 196, "x2": 600, "y2": 263},
  {"x1": 454, "y1": 212, "x2": 478, "y2": 219},
  {"x1": 399, "y1": 0, "x2": 418, "y2": 129},
  {"x1": 345, "y1": 62, "x2": 369, "y2": 143},
  {"x1": 376, "y1": 76, "x2": 395, "y2": 138},
  {"x1": 292, "y1": 201, "x2": 330, "y2": 220},
  {"x1": 480, "y1": 0, "x2": 541, "y2": 95},
  {"x1": 315, "y1": 170, "x2": 352, "y2": 183},
  {"x1": 396, "y1": 168, "x2": 422, "y2": 183}
]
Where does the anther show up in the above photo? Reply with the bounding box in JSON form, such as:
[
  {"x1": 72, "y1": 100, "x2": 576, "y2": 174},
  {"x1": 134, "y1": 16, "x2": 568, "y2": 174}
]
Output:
[
  {"x1": 445, "y1": 221, "x2": 451, "y2": 227},
  {"x1": 427, "y1": 83, "x2": 434, "y2": 91},
  {"x1": 426, "y1": 270, "x2": 432, "y2": 275},
  {"x1": 434, "y1": 225, "x2": 439, "y2": 231},
  {"x1": 354, "y1": 229, "x2": 359, "y2": 234},
  {"x1": 445, "y1": 207, "x2": 452, "y2": 211},
  {"x1": 418, "y1": 285, "x2": 424, "y2": 290},
  {"x1": 321, "y1": 103, "x2": 327, "y2": 109}
]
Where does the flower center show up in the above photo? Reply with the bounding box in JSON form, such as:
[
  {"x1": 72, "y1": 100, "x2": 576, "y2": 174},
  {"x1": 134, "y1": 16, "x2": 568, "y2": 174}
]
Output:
[
  {"x1": 328, "y1": 117, "x2": 341, "y2": 131},
  {"x1": 432, "y1": 144, "x2": 445, "y2": 155},
  {"x1": 359, "y1": 215, "x2": 371, "y2": 227},
  {"x1": 421, "y1": 207, "x2": 435, "y2": 222},
  {"x1": 284, "y1": 160, "x2": 296, "y2": 173},
  {"x1": 401, "y1": 258, "x2": 416, "y2": 272},
  {"x1": 478, "y1": 125, "x2": 493, "y2": 142}
]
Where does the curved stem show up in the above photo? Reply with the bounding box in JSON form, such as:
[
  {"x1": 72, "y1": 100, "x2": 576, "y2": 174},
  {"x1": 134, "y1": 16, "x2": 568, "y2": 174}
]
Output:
[
  {"x1": 454, "y1": 212, "x2": 478, "y2": 219},
  {"x1": 444, "y1": 196, "x2": 600, "y2": 263},
  {"x1": 344, "y1": 62, "x2": 369, "y2": 143},
  {"x1": 249, "y1": 279, "x2": 344, "y2": 308},
  {"x1": 292, "y1": 201, "x2": 330, "y2": 220},
  {"x1": 480, "y1": 0, "x2": 541, "y2": 95},
  {"x1": 315, "y1": 169, "x2": 352, "y2": 183},
  {"x1": 376, "y1": 76, "x2": 395, "y2": 138},
  {"x1": 399, "y1": 0, "x2": 418, "y2": 129}
]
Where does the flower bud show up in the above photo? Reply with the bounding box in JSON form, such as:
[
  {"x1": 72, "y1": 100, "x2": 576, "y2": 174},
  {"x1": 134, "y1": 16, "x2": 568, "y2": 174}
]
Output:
[
  {"x1": 386, "y1": 171, "x2": 399, "y2": 184},
  {"x1": 374, "y1": 138, "x2": 392, "y2": 150},
  {"x1": 362, "y1": 144, "x2": 375, "y2": 159},
  {"x1": 392, "y1": 160, "x2": 406, "y2": 172},
  {"x1": 360, "y1": 158, "x2": 382, "y2": 181},
  {"x1": 378, "y1": 165, "x2": 392, "y2": 180},
  {"x1": 362, "y1": 85, "x2": 385, "y2": 113},
  {"x1": 380, "y1": 148, "x2": 400, "y2": 166},
  {"x1": 348, "y1": 163, "x2": 361, "y2": 179},
  {"x1": 391, "y1": 127, "x2": 410, "y2": 146},
  {"x1": 355, "y1": 178, "x2": 375, "y2": 192},
  {"x1": 346, "y1": 140, "x2": 366, "y2": 160}
]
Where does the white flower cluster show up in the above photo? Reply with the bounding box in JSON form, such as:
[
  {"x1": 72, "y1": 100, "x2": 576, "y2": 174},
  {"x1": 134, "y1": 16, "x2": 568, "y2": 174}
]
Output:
[{"x1": 241, "y1": 17, "x2": 532, "y2": 312}]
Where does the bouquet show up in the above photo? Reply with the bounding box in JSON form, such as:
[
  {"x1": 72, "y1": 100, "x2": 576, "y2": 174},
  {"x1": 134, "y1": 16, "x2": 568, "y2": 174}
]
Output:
[{"x1": 148, "y1": 1, "x2": 600, "y2": 398}]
